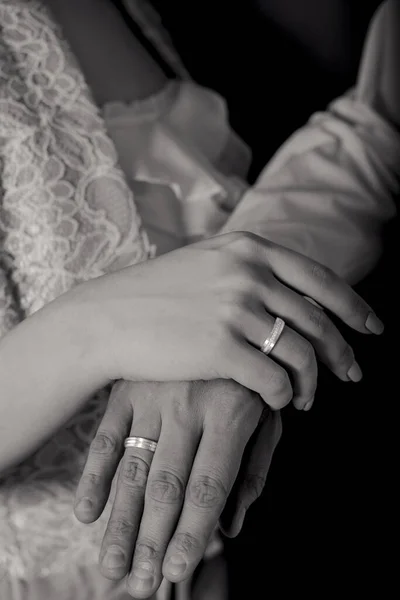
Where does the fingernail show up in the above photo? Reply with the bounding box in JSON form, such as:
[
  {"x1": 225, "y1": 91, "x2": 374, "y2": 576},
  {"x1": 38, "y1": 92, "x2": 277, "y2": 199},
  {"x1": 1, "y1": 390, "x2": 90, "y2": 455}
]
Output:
[
  {"x1": 365, "y1": 312, "x2": 384, "y2": 335},
  {"x1": 165, "y1": 554, "x2": 187, "y2": 577},
  {"x1": 347, "y1": 361, "x2": 363, "y2": 383},
  {"x1": 103, "y1": 546, "x2": 126, "y2": 569},
  {"x1": 130, "y1": 564, "x2": 154, "y2": 593},
  {"x1": 303, "y1": 400, "x2": 314, "y2": 412},
  {"x1": 75, "y1": 497, "x2": 93, "y2": 513}
]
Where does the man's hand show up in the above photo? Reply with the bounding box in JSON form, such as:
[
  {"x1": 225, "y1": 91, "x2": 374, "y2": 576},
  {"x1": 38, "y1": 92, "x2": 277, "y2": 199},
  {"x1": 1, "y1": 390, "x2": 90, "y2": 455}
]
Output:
[
  {"x1": 219, "y1": 407, "x2": 282, "y2": 538},
  {"x1": 74, "y1": 379, "x2": 280, "y2": 598}
]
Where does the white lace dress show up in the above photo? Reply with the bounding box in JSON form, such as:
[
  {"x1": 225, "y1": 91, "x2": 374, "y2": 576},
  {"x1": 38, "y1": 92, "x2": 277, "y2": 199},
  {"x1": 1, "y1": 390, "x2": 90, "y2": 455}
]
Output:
[{"x1": 0, "y1": 1, "x2": 250, "y2": 599}]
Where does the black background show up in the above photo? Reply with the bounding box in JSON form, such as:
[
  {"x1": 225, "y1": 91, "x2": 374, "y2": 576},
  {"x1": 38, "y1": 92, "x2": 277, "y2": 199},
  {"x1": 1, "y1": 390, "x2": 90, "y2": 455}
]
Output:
[{"x1": 131, "y1": 2, "x2": 396, "y2": 596}]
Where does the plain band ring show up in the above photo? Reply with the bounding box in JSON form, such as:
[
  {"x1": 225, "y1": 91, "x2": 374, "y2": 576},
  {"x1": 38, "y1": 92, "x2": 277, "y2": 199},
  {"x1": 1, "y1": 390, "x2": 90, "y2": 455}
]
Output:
[
  {"x1": 124, "y1": 436, "x2": 158, "y2": 453},
  {"x1": 261, "y1": 317, "x2": 286, "y2": 356}
]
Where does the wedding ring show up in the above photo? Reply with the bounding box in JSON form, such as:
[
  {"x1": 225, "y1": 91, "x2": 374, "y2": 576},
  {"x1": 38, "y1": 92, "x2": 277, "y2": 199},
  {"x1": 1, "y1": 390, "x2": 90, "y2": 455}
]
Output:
[
  {"x1": 261, "y1": 317, "x2": 285, "y2": 356},
  {"x1": 124, "y1": 436, "x2": 158, "y2": 453}
]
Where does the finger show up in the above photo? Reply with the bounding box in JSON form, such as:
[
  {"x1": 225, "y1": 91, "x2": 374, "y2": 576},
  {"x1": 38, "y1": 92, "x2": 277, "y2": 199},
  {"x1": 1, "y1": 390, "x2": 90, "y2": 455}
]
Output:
[
  {"x1": 220, "y1": 409, "x2": 282, "y2": 538},
  {"x1": 262, "y1": 279, "x2": 361, "y2": 384},
  {"x1": 74, "y1": 381, "x2": 132, "y2": 524},
  {"x1": 126, "y1": 420, "x2": 200, "y2": 599},
  {"x1": 262, "y1": 242, "x2": 384, "y2": 335},
  {"x1": 163, "y1": 415, "x2": 255, "y2": 583},
  {"x1": 222, "y1": 337, "x2": 294, "y2": 410},
  {"x1": 99, "y1": 410, "x2": 161, "y2": 581},
  {"x1": 239, "y1": 307, "x2": 318, "y2": 410}
]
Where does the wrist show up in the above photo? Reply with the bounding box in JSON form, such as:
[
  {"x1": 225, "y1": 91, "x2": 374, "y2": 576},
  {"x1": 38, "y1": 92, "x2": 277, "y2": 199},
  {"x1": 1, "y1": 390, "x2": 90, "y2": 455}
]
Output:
[
  {"x1": 0, "y1": 288, "x2": 111, "y2": 404},
  {"x1": 50, "y1": 286, "x2": 111, "y2": 391},
  {"x1": 0, "y1": 290, "x2": 109, "y2": 472}
]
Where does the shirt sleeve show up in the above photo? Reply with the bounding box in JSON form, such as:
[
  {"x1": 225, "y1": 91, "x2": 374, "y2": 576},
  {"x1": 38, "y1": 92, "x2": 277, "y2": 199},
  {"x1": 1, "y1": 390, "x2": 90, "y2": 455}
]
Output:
[{"x1": 221, "y1": 0, "x2": 400, "y2": 284}]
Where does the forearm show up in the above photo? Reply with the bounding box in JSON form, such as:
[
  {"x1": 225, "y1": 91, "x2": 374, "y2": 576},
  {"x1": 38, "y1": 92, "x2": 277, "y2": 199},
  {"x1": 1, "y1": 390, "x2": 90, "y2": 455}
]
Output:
[
  {"x1": 0, "y1": 292, "x2": 107, "y2": 472},
  {"x1": 221, "y1": 1, "x2": 400, "y2": 285},
  {"x1": 220, "y1": 97, "x2": 399, "y2": 285}
]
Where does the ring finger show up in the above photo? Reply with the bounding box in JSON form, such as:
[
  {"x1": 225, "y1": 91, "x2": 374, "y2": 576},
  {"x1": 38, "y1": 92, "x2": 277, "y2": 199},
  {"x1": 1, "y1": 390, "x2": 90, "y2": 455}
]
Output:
[
  {"x1": 263, "y1": 278, "x2": 360, "y2": 384},
  {"x1": 240, "y1": 306, "x2": 318, "y2": 410},
  {"x1": 99, "y1": 410, "x2": 161, "y2": 580}
]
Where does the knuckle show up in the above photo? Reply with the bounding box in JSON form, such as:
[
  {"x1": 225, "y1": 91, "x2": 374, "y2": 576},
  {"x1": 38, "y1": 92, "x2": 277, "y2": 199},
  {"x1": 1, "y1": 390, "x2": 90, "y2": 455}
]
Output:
[
  {"x1": 107, "y1": 516, "x2": 135, "y2": 537},
  {"x1": 80, "y1": 471, "x2": 101, "y2": 489},
  {"x1": 170, "y1": 398, "x2": 192, "y2": 427},
  {"x1": 171, "y1": 532, "x2": 201, "y2": 556},
  {"x1": 227, "y1": 231, "x2": 259, "y2": 255},
  {"x1": 134, "y1": 541, "x2": 160, "y2": 562},
  {"x1": 308, "y1": 306, "x2": 329, "y2": 337},
  {"x1": 147, "y1": 469, "x2": 184, "y2": 504},
  {"x1": 310, "y1": 262, "x2": 332, "y2": 290},
  {"x1": 90, "y1": 431, "x2": 119, "y2": 456},
  {"x1": 187, "y1": 474, "x2": 227, "y2": 509},
  {"x1": 121, "y1": 456, "x2": 150, "y2": 490},
  {"x1": 215, "y1": 258, "x2": 256, "y2": 302},
  {"x1": 223, "y1": 230, "x2": 244, "y2": 244}
]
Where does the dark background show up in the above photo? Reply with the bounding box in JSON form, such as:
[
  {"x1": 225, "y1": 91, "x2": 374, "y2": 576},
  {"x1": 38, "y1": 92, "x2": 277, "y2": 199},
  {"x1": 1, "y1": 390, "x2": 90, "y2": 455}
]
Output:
[
  {"x1": 148, "y1": 2, "x2": 394, "y2": 596},
  {"x1": 151, "y1": 0, "x2": 384, "y2": 177}
]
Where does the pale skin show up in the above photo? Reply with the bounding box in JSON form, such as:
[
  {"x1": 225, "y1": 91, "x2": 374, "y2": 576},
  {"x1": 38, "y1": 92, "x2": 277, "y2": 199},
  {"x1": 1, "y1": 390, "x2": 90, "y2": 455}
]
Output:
[
  {"x1": 68, "y1": 234, "x2": 383, "y2": 600},
  {"x1": 60, "y1": 5, "x2": 384, "y2": 594},
  {"x1": 0, "y1": 232, "x2": 383, "y2": 471},
  {"x1": 0, "y1": 232, "x2": 384, "y2": 600},
  {"x1": 0, "y1": 3, "x2": 387, "y2": 598},
  {"x1": 74, "y1": 379, "x2": 283, "y2": 598}
]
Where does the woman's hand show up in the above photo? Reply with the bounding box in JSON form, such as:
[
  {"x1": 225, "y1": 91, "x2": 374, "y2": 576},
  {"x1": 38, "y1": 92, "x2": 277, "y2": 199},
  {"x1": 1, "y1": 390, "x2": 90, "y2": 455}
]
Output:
[
  {"x1": 74, "y1": 378, "x2": 280, "y2": 598},
  {"x1": 70, "y1": 231, "x2": 383, "y2": 410}
]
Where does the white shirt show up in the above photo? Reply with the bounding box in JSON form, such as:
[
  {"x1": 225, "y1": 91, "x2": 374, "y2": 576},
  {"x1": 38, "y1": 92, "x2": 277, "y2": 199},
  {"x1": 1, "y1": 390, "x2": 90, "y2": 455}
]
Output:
[{"x1": 221, "y1": 0, "x2": 400, "y2": 284}]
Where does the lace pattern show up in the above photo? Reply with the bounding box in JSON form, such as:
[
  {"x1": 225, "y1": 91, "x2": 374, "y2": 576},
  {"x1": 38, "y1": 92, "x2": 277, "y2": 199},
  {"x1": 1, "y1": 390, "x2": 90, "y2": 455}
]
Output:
[
  {"x1": 0, "y1": 0, "x2": 154, "y2": 580},
  {"x1": 0, "y1": 0, "x2": 228, "y2": 587}
]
